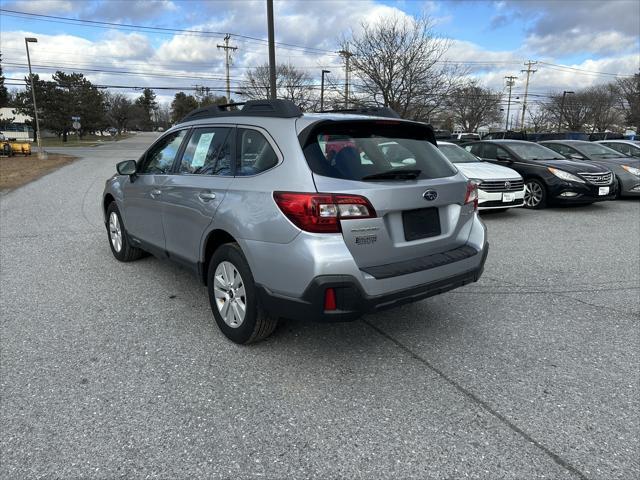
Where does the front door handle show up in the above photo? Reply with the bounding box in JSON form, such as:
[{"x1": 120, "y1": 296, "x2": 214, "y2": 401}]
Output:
[
  {"x1": 149, "y1": 189, "x2": 162, "y2": 198},
  {"x1": 198, "y1": 191, "x2": 217, "y2": 201}
]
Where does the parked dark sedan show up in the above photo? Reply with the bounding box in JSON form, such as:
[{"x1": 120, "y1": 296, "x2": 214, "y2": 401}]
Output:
[
  {"x1": 463, "y1": 140, "x2": 616, "y2": 208},
  {"x1": 540, "y1": 140, "x2": 640, "y2": 197}
]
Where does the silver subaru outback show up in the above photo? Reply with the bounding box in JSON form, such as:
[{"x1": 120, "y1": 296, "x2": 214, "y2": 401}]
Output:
[{"x1": 103, "y1": 100, "x2": 488, "y2": 344}]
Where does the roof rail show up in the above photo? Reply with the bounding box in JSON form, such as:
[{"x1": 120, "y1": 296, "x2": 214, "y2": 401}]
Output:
[
  {"x1": 317, "y1": 107, "x2": 401, "y2": 119},
  {"x1": 178, "y1": 99, "x2": 303, "y2": 123}
]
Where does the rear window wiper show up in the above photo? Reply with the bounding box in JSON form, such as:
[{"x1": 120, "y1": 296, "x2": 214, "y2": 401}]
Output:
[{"x1": 361, "y1": 169, "x2": 421, "y2": 180}]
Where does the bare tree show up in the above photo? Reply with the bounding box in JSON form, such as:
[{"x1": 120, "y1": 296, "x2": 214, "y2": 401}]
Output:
[
  {"x1": 614, "y1": 73, "x2": 639, "y2": 129},
  {"x1": 446, "y1": 81, "x2": 502, "y2": 132},
  {"x1": 544, "y1": 85, "x2": 624, "y2": 132},
  {"x1": 544, "y1": 91, "x2": 591, "y2": 131},
  {"x1": 526, "y1": 106, "x2": 552, "y2": 132},
  {"x1": 241, "y1": 63, "x2": 317, "y2": 110},
  {"x1": 584, "y1": 84, "x2": 621, "y2": 132},
  {"x1": 104, "y1": 92, "x2": 134, "y2": 134},
  {"x1": 343, "y1": 14, "x2": 465, "y2": 120}
]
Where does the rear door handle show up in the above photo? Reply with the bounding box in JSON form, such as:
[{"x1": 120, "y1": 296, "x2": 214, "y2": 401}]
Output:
[
  {"x1": 150, "y1": 189, "x2": 162, "y2": 198},
  {"x1": 198, "y1": 191, "x2": 217, "y2": 201}
]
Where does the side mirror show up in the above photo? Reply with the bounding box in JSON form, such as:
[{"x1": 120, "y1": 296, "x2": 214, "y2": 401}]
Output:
[
  {"x1": 569, "y1": 153, "x2": 584, "y2": 160},
  {"x1": 496, "y1": 154, "x2": 512, "y2": 162},
  {"x1": 116, "y1": 159, "x2": 137, "y2": 176}
]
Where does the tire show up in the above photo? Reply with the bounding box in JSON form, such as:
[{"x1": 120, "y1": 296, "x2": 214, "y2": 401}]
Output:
[
  {"x1": 523, "y1": 179, "x2": 547, "y2": 209},
  {"x1": 207, "y1": 243, "x2": 278, "y2": 344},
  {"x1": 106, "y1": 202, "x2": 145, "y2": 262}
]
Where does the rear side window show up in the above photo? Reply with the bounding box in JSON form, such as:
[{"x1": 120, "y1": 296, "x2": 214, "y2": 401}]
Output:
[
  {"x1": 301, "y1": 121, "x2": 456, "y2": 181},
  {"x1": 236, "y1": 128, "x2": 279, "y2": 176},
  {"x1": 179, "y1": 127, "x2": 233, "y2": 175}
]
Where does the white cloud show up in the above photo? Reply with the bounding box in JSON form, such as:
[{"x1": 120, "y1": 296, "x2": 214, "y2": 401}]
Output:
[
  {"x1": 1, "y1": 0, "x2": 637, "y2": 107},
  {"x1": 2, "y1": 0, "x2": 74, "y2": 14},
  {"x1": 490, "y1": 0, "x2": 640, "y2": 57}
]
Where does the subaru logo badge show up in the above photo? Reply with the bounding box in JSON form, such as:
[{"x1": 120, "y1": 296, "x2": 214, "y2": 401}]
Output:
[
  {"x1": 423, "y1": 190, "x2": 438, "y2": 201},
  {"x1": 505, "y1": 181, "x2": 511, "y2": 190}
]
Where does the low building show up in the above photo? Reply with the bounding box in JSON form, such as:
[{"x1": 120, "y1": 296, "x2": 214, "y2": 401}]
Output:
[{"x1": 0, "y1": 107, "x2": 34, "y2": 141}]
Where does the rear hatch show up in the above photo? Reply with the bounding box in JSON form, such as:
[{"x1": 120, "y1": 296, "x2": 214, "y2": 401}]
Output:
[{"x1": 299, "y1": 119, "x2": 473, "y2": 269}]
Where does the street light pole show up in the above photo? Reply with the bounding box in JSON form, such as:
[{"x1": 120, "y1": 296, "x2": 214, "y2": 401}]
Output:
[
  {"x1": 25, "y1": 37, "x2": 44, "y2": 159},
  {"x1": 320, "y1": 69, "x2": 330, "y2": 111},
  {"x1": 558, "y1": 90, "x2": 574, "y2": 133}
]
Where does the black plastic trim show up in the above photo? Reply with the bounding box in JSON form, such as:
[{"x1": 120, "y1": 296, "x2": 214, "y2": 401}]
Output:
[
  {"x1": 480, "y1": 199, "x2": 525, "y2": 208},
  {"x1": 256, "y1": 243, "x2": 488, "y2": 323},
  {"x1": 178, "y1": 99, "x2": 303, "y2": 123},
  {"x1": 316, "y1": 107, "x2": 400, "y2": 118},
  {"x1": 361, "y1": 245, "x2": 479, "y2": 280}
]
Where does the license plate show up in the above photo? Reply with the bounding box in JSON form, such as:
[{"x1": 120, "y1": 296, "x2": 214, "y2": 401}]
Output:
[
  {"x1": 502, "y1": 192, "x2": 515, "y2": 202},
  {"x1": 599, "y1": 187, "x2": 609, "y2": 196},
  {"x1": 402, "y1": 208, "x2": 441, "y2": 241}
]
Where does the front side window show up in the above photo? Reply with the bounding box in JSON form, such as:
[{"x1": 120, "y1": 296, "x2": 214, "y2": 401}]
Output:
[
  {"x1": 139, "y1": 130, "x2": 187, "y2": 174},
  {"x1": 482, "y1": 143, "x2": 498, "y2": 159},
  {"x1": 236, "y1": 128, "x2": 279, "y2": 176},
  {"x1": 179, "y1": 127, "x2": 233, "y2": 175},
  {"x1": 302, "y1": 121, "x2": 456, "y2": 181},
  {"x1": 544, "y1": 143, "x2": 573, "y2": 158}
]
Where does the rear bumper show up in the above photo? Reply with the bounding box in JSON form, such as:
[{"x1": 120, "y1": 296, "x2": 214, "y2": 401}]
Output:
[{"x1": 256, "y1": 243, "x2": 488, "y2": 322}]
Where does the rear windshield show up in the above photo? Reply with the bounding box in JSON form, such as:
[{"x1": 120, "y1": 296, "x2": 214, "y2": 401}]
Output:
[
  {"x1": 439, "y1": 144, "x2": 480, "y2": 163},
  {"x1": 301, "y1": 121, "x2": 457, "y2": 181}
]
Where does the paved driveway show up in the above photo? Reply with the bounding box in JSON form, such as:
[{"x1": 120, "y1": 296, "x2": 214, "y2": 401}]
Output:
[{"x1": 1, "y1": 133, "x2": 638, "y2": 479}]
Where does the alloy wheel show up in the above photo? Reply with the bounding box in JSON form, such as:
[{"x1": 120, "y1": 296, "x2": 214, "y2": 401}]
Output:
[
  {"x1": 524, "y1": 181, "x2": 543, "y2": 207},
  {"x1": 109, "y1": 211, "x2": 123, "y2": 252},
  {"x1": 213, "y1": 261, "x2": 247, "y2": 328}
]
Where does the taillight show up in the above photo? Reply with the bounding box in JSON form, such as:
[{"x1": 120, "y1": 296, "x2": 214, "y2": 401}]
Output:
[
  {"x1": 465, "y1": 182, "x2": 478, "y2": 211},
  {"x1": 273, "y1": 192, "x2": 377, "y2": 233}
]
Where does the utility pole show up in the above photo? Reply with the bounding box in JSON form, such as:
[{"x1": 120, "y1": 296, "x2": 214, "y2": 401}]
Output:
[
  {"x1": 25, "y1": 37, "x2": 44, "y2": 159},
  {"x1": 338, "y1": 46, "x2": 353, "y2": 108},
  {"x1": 266, "y1": 0, "x2": 277, "y2": 100},
  {"x1": 320, "y1": 69, "x2": 330, "y2": 111},
  {"x1": 519, "y1": 60, "x2": 537, "y2": 130},
  {"x1": 558, "y1": 90, "x2": 574, "y2": 133},
  {"x1": 217, "y1": 34, "x2": 237, "y2": 103},
  {"x1": 504, "y1": 75, "x2": 517, "y2": 131}
]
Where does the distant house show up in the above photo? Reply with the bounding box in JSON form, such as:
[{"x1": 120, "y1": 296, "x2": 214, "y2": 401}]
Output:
[{"x1": 0, "y1": 107, "x2": 34, "y2": 141}]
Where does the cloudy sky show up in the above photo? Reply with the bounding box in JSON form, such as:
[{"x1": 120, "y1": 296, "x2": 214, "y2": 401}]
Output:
[{"x1": 0, "y1": 0, "x2": 638, "y2": 106}]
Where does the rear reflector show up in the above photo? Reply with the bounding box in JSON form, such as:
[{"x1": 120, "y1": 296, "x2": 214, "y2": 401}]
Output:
[
  {"x1": 273, "y1": 192, "x2": 376, "y2": 233},
  {"x1": 465, "y1": 182, "x2": 479, "y2": 211},
  {"x1": 324, "y1": 288, "x2": 337, "y2": 311}
]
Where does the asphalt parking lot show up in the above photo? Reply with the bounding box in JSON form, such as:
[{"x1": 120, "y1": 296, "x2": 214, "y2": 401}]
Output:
[{"x1": 1, "y1": 133, "x2": 638, "y2": 479}]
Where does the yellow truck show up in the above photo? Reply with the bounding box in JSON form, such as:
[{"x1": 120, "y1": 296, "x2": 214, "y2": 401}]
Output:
[{"x1": 0, "y1": 135, "x2": 32, "y2": 156}]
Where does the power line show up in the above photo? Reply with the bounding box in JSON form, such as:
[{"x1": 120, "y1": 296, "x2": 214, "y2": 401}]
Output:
[
  {"x1": 538, "y1": 61, "x2": 635, "y2": 78},
  {"x1": 0, "y1": 8, "x2": 339, "y2": 56}
]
